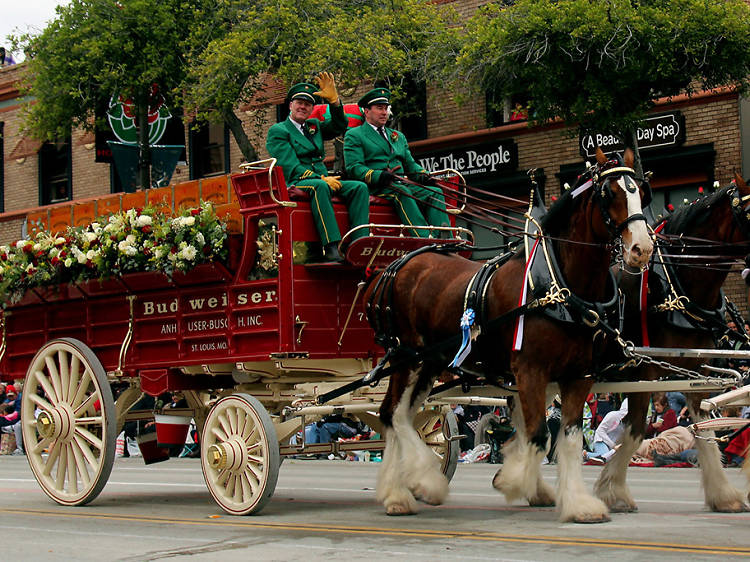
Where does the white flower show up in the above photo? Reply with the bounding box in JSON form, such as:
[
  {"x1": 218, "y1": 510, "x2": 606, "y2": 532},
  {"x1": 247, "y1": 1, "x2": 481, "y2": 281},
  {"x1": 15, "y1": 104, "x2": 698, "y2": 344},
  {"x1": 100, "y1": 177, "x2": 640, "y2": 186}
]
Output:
[
  {"x1": 16, "y1": 240, "x2": 28, "y2": 249},
  {"x1": 184, "y1": 216, "x2": 195, "y2": 227},
  {"x1": 136, "y1": 215, "x2": 152, "y2": 227},
  {"x1": 179, "y1": 245, "x2": 197, "y2": 261},
  {"x1": 0, "y1": 266, "x2": 4, "y2": 275},
  {"x1": 85, "y1": 232, "x2": 97, "y2": 243},
  {"x1": 195, "y1": 232, "x2": 205, "y2": 246},
  {"x1": 25, "y1": 263, "x2": 35, "y2": 273},
  {"x1": 126, "y1": 234, "x2": 136, "y2": 244},
  {"x1": 33, "y1": 243, "x2": 42, "y2": 252},
  {"x1": 55, "y1": 237, "x2": 66, "y2": 245},
  {"x1": 154, "y1": 248, "x2": 164, "y2": 260},
  {"x1": 64, "y1": 258, "x2": 73, "y2": 267},
  {"x1": 118, "y1": 240, "x2": 132, "y2": 253},
  {"x1": 86, "y1": 250, "x2": 98, "y2": 261}
]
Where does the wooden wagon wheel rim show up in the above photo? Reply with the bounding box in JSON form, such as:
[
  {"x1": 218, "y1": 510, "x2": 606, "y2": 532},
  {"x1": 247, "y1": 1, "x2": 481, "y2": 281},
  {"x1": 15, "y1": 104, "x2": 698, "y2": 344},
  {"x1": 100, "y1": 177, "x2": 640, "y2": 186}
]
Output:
[
  {"x1": 21, "y1": 338, "x2": 116, "y2": 506},
  {"x1": 414, "y1": 408, "x2": 459, "y2": 482},
  {"x1": 201, "y1": 393, "x2": 280, "y2": 515}
]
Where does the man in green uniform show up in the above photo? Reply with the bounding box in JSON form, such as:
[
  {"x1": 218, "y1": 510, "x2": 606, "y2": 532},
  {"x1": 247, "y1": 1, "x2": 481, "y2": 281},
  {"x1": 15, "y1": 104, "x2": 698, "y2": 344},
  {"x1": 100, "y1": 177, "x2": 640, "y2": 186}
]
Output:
[
  {"x1": 266, "y1": 72, "x2": 369, "y2": 262},
  {"x1": 343, "y1": 87, "x2": 449, "y2": 237}
]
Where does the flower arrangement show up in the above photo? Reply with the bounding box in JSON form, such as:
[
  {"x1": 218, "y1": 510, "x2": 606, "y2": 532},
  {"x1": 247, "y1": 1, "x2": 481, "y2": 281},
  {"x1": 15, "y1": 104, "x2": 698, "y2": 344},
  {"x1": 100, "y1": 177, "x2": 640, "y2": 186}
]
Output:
[{"x1": 0, "y1": 201, "x2": 228, "y2": 306}]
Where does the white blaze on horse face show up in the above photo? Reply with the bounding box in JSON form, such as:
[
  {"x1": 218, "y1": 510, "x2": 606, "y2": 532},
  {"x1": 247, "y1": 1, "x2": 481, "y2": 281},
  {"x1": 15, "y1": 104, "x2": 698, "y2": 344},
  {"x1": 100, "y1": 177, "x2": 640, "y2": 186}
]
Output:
[{"x1": 618, "y1": 176, "x2": 653, "y2": 269}]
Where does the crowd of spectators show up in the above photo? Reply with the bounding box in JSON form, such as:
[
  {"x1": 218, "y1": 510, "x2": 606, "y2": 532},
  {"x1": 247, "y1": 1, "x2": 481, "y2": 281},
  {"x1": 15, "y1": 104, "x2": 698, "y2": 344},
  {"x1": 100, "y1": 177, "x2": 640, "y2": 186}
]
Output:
[{"x1": 0, "y1": 382, "x2": 24, "y2": 455}]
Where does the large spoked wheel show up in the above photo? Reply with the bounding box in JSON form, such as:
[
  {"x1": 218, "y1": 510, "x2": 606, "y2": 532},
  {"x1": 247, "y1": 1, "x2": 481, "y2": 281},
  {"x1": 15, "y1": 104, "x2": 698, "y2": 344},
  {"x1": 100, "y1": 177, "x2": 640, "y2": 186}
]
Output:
[
  {"x1": 414, "y1": 408, "x2": 459, "y2": 482},
  {"x1": 22, "y1": 338, "x2": 116, "y2": 506},
  {"x1": 201, "y1": 393, "x2": 280, "y2": 515}
]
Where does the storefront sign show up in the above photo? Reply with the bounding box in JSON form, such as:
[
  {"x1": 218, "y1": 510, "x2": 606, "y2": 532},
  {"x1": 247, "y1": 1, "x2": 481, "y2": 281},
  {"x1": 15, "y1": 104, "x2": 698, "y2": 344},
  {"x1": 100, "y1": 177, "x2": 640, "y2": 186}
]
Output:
[
  {"x1": 416, "y1": 140, "x2": 518, "y2": 179},
  {"x1": 579, "y1": 111, "x2": 685, "y2": 158}
]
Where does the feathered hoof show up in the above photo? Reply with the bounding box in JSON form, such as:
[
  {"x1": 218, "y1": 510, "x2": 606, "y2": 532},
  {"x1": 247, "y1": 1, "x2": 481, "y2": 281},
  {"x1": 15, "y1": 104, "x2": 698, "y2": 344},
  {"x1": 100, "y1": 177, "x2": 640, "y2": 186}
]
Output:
[
  {"x1": 528, "y1": 492, "x2": 556, "y2": 507},
  {"x1": 385, "y1": 502, "x2": 418, "y2": 516},
  {"x1": 710, "y1": 500, "x2": 748, "y2": 513},
  {"x1": 572, "y1": 513, "x2": 612, "y2": 524},
  {"x1": 609, "y1": 500, "x2": 638, "y2": 513},
  {"x1": 412, "y1": 484, "x2": 447, "y2": 506}
]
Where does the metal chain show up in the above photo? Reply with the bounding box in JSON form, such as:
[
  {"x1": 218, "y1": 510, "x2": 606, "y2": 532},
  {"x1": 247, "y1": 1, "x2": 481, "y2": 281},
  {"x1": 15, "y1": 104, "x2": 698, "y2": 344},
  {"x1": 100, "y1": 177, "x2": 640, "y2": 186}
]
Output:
[{"x1": 617, "y1": 337, "x2": 740, "y2": 385}]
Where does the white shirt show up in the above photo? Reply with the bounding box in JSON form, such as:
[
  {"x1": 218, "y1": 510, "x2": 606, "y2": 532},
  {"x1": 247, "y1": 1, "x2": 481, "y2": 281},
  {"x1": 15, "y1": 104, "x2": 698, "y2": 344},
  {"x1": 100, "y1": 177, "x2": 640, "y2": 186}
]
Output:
[
  {"x1": 288, "y1": 117, "x2": 306, "y2": 136},
  {"x1": 593, "y1": 399, "x2": 629, "y2": 448}
]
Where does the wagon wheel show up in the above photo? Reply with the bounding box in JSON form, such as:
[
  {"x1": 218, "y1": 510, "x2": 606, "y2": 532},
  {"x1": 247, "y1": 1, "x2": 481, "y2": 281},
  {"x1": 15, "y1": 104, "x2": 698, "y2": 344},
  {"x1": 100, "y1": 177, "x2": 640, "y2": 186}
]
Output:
[
  {"x1": 22, "y1": 338, "x2": 116, "y2": 506},
  {"x1": 414, "y1": 407, "x2": 459, "y2": 482},
  {"x1": 201, "y1": 393, "x2": 280, "y2": 515}
]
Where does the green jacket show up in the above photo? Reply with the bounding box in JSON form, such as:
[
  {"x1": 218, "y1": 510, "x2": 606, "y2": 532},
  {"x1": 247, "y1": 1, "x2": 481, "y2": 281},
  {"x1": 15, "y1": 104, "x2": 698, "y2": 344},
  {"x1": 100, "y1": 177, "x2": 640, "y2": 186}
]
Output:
[
  {"x1": 266, "y1": 103, "x2": 347, "y2": 184},
  {"x1": 344, "y1": 124, "x2": 427, "y2": 187}
]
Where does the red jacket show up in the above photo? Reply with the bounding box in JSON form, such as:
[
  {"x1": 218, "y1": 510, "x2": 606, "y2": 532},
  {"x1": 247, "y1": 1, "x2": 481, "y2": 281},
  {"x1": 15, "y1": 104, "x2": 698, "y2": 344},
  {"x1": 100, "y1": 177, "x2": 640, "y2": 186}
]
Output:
[{"x1": 646, "y1": 408, "x2": 677, "y2": 438}]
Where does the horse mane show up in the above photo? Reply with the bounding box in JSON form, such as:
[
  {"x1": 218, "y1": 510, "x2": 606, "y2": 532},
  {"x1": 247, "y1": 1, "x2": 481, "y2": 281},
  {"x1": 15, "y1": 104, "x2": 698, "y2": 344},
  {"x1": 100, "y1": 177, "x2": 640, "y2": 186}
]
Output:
[
  {"x1": 662, "y1": 186, "x2": 730, "y2": 236},
  {"x1": 539, "y1": 185, "x2": 575, "y2": 235}
]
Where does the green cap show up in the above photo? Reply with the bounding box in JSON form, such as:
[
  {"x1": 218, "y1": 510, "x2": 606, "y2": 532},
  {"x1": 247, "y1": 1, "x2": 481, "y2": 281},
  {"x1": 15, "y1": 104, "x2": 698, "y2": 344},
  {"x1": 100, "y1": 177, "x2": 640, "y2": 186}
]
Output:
[
  {"x1": 358, "y1": 87, "x2": 391, "y2": 108},
  {"x1": 287, "y1": 82, "x2": 318, "y2": 104}
]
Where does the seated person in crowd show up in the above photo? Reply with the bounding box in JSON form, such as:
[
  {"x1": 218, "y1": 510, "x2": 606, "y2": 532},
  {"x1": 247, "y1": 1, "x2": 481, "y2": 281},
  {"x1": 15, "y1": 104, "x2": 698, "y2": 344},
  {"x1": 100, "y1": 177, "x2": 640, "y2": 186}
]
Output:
[
  {"x1": 646, "y1": 394, "x2": 677, "y2": 438},
  {"x1": 344, "y1": 87, "x2": 449, "y2": 238},
  {"x1": 304, "y1": 414, "x2": 362, "y2": 444},
  {"x1": 633, "y1": 425, "x2": 697, "y2": 466},
  {"x1": 584, "y1": 398, "x2": 628, "y2": 463},
  {"x1": 266, "y1": 72, "x2": 369, "y2": 263},
  {"x1": 0, "y1": 385, "x2": 23, "y2": 455}
]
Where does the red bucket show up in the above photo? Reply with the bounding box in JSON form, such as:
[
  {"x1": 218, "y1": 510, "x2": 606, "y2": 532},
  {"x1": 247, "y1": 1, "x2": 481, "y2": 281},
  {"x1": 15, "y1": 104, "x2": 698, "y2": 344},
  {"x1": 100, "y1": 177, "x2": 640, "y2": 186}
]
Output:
[
  {"x1": 136, "y1": 433, "x2": 170, "y2": 465},
  {"x1": 154, "y1": 414, "x2": 192, "y2": 447}
]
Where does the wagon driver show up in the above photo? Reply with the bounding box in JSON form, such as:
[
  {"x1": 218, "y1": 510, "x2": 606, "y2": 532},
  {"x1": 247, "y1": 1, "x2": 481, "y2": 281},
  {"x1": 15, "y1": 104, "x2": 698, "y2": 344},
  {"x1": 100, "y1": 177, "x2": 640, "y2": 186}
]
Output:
[
  {"x1": 343, "y1": 87, "x2": 449, "y2": 237},
  {"x1": 266, "y1": 72, "x2": 369, "y2": 263}
]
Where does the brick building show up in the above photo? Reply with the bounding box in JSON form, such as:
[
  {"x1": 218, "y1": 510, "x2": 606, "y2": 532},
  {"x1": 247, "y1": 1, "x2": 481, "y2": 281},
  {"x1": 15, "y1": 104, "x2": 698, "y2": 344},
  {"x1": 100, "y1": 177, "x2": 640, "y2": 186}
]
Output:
[{"x1": 2, "y1": 0, "x2": 750, "y2": 308}]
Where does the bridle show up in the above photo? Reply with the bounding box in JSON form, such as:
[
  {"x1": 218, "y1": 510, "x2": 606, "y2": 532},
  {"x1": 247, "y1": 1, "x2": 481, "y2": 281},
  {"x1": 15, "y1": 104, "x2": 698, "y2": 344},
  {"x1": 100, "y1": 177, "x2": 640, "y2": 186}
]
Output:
[
  {"x1": 593, "y1": 165, "x2": 650, "y2": 238},
  {"x1": 728, "y1": 181, "x2": 750, "y2": 239}
]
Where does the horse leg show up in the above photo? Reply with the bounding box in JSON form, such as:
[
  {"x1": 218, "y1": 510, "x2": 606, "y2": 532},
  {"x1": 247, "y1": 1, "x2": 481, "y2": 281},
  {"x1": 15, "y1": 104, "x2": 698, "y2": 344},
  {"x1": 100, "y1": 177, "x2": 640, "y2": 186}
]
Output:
[
  {"x1": 377, "y1": 368, "x2": 419, "y2": 516},
  {"x1": 396, "y1": 364, "x2": 449, "y2": 506},
  {"x1": 492, "y1": 374, "x2": 553, "y2": 507},
  {"x1": 556, "y1": 380, "x2": 610, "y2": 523},
  {"x1": 594, "y1": 392, "x2": 648, "y2": 513},
  {"x1": 687, "y1": 396, "x2": 748, "y2": 512}
]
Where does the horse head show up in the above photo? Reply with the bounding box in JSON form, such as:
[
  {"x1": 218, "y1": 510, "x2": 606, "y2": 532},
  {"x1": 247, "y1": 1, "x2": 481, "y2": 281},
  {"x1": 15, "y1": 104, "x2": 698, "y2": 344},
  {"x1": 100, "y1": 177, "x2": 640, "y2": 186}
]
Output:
[
  {"x1": 728, "y1": 172, "x2": 750, "y2": 242},
  {"x1": 593, "y1": 147, "x2": 653, "y2": 270}
]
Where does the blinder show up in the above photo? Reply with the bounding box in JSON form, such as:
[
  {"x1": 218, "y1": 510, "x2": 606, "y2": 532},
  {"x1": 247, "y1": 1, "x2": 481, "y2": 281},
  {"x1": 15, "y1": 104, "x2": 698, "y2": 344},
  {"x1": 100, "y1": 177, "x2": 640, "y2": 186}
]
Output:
[{"x1": 593, "y1": 165, "x2": 648, "y2": 237}]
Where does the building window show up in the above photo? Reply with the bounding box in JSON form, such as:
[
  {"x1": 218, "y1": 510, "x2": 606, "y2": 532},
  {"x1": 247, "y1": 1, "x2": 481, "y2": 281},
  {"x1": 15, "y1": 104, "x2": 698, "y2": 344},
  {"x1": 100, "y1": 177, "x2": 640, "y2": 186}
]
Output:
[
  {"x1": 389, "y1": 76, "x2": 427, "y2": 141},
  {"x1": 39, "y1": 138, "x2": 72, "y2": 206},
  {"x1": 486, "y1": 92, "x2": 528, "y2": 128},
  {"x1": 189, "y1": 121, "x2": 229, "y2": 179}
]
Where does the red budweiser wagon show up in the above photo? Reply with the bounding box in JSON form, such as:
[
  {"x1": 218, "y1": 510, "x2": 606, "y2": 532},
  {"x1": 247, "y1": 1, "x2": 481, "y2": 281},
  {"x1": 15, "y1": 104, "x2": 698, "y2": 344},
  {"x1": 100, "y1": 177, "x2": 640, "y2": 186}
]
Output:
[{"x1": 0, "y1": 159, "x2": 470, "y2": 515}]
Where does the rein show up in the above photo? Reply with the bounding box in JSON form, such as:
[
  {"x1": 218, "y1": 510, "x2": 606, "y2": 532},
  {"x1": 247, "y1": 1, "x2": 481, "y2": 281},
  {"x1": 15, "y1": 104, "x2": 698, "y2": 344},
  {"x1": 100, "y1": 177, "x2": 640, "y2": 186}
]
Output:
[{"x1": 647, "y1": 184, "x2": 750, "y2": 338}]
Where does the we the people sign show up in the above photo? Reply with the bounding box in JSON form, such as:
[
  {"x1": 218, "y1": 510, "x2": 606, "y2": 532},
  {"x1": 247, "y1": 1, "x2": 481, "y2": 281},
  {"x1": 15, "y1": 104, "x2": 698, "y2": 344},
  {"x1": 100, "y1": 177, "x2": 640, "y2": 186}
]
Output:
[{"x1": 416, "y1": 140, "x2": 518, "y2": 179}]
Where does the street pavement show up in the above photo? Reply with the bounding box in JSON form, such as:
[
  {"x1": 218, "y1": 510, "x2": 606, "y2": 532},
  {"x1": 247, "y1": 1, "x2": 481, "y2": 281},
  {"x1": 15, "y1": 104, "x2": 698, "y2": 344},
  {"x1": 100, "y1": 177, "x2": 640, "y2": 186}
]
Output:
[{"x1": 1, "y1": 456, "x2": 750, "y2": 561}]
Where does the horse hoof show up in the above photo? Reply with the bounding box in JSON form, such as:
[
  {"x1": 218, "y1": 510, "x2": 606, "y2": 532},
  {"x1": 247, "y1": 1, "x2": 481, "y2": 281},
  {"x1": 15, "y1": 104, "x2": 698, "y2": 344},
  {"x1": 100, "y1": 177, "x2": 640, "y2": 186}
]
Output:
[
  {"x1": 528, "y1": 495, "x2": 555, "y2": 508},
  {"x1": 573, "y1": 513, "x2": 611, "y2": 524},
  {"x1": 712, "y1": 501, "x2": 748, "y2": 513},
  {"x1": 386, "y1": 503, "x2": 417, "y2": 516},
  {"x1": 609, "y1": 500, "x2": 638, "y2": 513}
]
